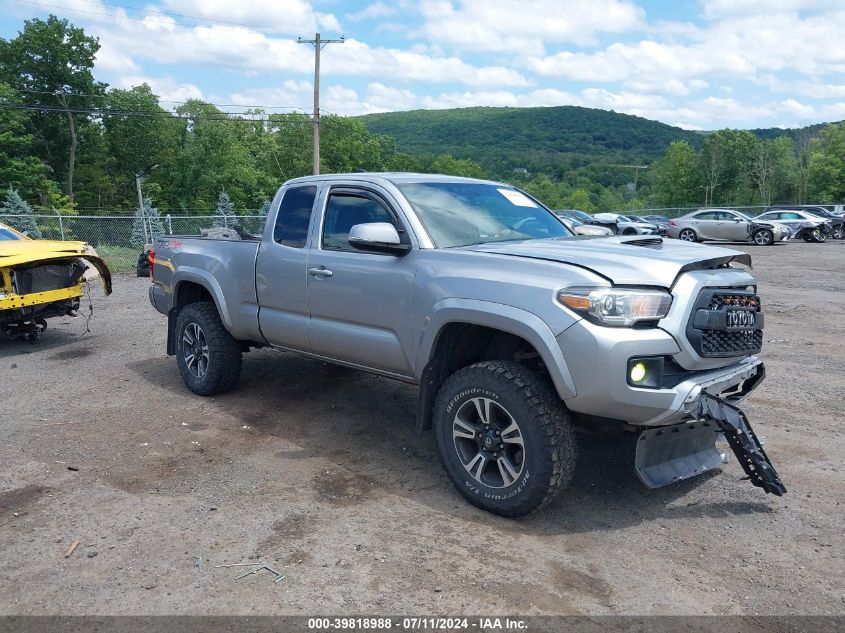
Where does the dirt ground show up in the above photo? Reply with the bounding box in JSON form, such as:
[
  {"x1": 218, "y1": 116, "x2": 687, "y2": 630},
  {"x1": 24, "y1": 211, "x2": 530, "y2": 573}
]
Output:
[{"x1": 0, "y1": 240, "x2": 843, "y2": 616}]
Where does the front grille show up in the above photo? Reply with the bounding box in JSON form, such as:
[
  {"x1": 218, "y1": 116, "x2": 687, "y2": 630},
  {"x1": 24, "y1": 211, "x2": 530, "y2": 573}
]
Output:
[
  {"x1": 13, "y1": 261, "x2": 86, "y2": 295},
  {"x1": 687, "y1": 288, "x2": 763, "y2": 358},
  {"x1": 701, "y1": 329, "x2": 764, "y2": 356}
]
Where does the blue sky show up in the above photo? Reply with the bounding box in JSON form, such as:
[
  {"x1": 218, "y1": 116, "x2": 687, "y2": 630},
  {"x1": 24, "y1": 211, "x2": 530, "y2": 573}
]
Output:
[{"x1": 2, "y1": 0, "x2": 844, "y2": 129}]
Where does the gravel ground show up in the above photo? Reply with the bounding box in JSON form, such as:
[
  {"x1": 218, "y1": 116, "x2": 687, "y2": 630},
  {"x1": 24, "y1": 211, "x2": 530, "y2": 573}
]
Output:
[{"x1": 0, "y1": 240, "x2": 842, "y2": 616}]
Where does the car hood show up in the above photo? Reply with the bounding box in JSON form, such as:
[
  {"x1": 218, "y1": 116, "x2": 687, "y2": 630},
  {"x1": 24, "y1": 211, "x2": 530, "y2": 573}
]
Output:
[
  {"x1": 465, "y1": 236, "x2": 751, "y2": 288},
  {"x1": 0, "y1": 239, "x2": 113, "y2": 294}
]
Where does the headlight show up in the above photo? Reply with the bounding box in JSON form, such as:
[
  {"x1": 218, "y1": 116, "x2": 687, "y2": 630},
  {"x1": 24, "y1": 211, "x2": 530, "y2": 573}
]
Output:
[{"x1": 557, "y1": 287, "x2": 672, "y2": 327}]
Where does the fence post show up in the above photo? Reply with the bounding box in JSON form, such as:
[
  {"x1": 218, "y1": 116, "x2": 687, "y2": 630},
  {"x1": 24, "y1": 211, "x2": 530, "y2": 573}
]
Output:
[
  {"x1": 166, "y1": 214, "x2": 172, "y2": 235},
  {"x1": 54, "y1": 208, "x2": 65, "y2": 240}
]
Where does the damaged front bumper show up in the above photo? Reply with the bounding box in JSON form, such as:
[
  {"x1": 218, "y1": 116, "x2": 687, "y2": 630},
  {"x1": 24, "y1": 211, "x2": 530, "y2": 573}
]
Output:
[
  {"x1": 0, "y1": 252, "x2": 112, "y2": 340},
  {"x1": 635, "y1": 389, "x2": 786, "y2": 496}
]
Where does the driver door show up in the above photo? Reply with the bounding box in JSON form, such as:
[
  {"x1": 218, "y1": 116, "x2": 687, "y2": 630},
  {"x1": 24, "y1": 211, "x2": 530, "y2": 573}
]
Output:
[
  {"x1": 718, "y1": 211, "x2": 750, "y2": 241},
  {"x1": 306, "y1": 185, "x2": 419, "y2": 377}
]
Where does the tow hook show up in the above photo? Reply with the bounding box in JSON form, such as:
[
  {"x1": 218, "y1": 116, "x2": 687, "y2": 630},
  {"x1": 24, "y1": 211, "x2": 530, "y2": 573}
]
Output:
[{"x1": 698, "y1": 393, "x2": 786, "y2": 496}]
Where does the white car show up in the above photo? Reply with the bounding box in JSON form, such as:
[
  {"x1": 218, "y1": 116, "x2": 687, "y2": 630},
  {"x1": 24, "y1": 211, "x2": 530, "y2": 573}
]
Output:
[
  {"x1": 754, "y1": 209, "x2": 832, "y2": 243},
  {"x1": 557, "y1": 217, "x2": 614, "y2": 236},
  {"x1": 593, "y1": 213, "x2": 659, "y2": 235}
]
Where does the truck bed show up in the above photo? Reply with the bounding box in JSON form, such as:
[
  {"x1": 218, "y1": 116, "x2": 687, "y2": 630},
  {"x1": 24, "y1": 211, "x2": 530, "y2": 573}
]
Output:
[{"x1": 150, "y1": 235, "x2": 264, "y2": 342}]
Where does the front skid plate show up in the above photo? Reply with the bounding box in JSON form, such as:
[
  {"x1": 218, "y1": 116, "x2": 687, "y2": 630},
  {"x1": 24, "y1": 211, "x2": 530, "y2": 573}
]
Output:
[
  {"x1": 635, "y1": 421, "x2": 724, "y2": 489},
  {"x1": 635, "y1": 394, "x2": 786, "y2": 495}
]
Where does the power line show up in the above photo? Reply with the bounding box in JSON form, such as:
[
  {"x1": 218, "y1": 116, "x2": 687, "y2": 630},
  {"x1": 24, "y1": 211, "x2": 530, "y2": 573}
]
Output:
[{"x1": 13, "y1": 88, "x2": 306, "y2": 111}]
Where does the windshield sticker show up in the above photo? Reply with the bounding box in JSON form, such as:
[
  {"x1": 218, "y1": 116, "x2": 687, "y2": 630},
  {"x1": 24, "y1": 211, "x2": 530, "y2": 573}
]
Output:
[{"x1": 497, "y1": 188, "x2": 538, "y2": 208}]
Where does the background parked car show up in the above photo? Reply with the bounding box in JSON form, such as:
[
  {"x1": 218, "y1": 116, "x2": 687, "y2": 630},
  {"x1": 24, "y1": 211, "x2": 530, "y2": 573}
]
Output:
[
  {"x1": 763, "y1": 205, "x2": 844, "y2": 239},
  {"x1": 754, "y1": 209, "x2": 832, "y2": 242},
  {"x1": 641, "y1": 214, "x2": 671, "y2": 236},
  {"x1": 766, "y1": 204, "x2": 845, "y2": 225},
  {"x1": 554, "y1": 209, "x2": 618, "y2": 233},
  {"x1": 667, "y1": 209, "x2": 788, "y2": 245},
  {"x1": 556, "y1": 216, "x2": 614, "y2": 236},
  {"x1": 594, "y1": 213, "x2": 659, "y2": 235}
]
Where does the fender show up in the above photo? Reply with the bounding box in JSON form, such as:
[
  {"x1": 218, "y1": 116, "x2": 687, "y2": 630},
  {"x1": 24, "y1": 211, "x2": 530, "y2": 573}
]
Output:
[
  {"x1": 417, "y1": 298, "x2": 578, "y2": 400},
  {"x1": 172, "y1": 267, "x2": 233, "y2": 330}
]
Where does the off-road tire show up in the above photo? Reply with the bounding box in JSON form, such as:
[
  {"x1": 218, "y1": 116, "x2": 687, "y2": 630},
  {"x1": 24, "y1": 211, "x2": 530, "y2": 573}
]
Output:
[
  {"x1": 753, "y1": 228, "x2": 774, "y2": 246},
  {"x1": 175, "y1": 302, "x2": 242, "y2": 396},
  {"x1": 433, "y1": 361, "x2": 576, "y2": 517},
  {"x1": 678, "y1": 228, "x2": 698, "y2": 242}
]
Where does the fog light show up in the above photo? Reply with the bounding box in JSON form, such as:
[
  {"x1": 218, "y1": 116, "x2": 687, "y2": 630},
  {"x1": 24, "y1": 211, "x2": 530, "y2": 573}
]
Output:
[
  {"x1": 630, "y1": 362, "x2": 647, "y2": 383},
  {"x1": 627, "y1": 357, "x2": 665, "y2": 389}
]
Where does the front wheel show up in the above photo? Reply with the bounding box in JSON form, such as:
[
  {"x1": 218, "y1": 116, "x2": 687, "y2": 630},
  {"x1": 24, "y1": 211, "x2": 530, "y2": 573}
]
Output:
[
  {"x1": 175, "y1": 302, "x2": 242, "y2": 396},
  {"x1": 811, "y1": 228, "x2": 826, "y2": 243},
  {"x1": 752, "y1": 228, "x2": 774, "y2": 246},
  {"x1": 833, "y1": 224, "x2": 844, "y2": 240},
  {"x1": 678, "y1": 228, "x2": 698, "y2": 242},
  {"x1": 433, "y1": 361, "x2": 576, "y2": 517}
]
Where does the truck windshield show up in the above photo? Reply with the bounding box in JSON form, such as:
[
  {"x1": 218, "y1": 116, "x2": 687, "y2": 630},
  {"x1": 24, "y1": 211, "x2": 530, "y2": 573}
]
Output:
[{"x1": 396, "y1": 182, "x2": 572, "y2": 247}]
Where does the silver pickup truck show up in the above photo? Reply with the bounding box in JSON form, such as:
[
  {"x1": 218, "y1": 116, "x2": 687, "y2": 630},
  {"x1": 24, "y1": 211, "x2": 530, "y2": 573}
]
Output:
[{"x1": 149, "y1": 173, "x2": 785, "y2": 516}]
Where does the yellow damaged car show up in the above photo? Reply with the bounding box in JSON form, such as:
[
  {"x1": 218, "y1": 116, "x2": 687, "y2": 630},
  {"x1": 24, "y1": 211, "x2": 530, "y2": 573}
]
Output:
[{"x1": 0, "y1": 221, "x2": 112, "y2": 341}]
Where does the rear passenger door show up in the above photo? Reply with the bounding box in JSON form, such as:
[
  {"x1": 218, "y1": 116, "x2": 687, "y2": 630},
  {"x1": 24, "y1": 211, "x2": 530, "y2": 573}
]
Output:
[
  {"x1": 306, "y1": 185, "x2": 419, "y2": 377},
  {"x1": 255, "y1": 184, "x2": 319, "y2": 351},
  {"x1": 690, "y1": 212, "x2": 721, "y2": 239}
]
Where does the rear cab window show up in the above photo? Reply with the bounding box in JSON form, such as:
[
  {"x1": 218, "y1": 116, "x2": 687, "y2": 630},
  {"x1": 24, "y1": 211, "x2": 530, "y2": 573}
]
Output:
[{"x1": 273, "y1": 186, "x2": 317, "y2": 247}]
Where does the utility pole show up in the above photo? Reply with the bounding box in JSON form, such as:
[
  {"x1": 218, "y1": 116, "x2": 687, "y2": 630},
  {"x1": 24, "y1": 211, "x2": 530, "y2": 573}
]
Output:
[
  {"x1": 298, "y1": 33, "x2": 344, "y2": 175},
  {"x1": 135, "y1": 172, "x2": 148, "y2": 245}
]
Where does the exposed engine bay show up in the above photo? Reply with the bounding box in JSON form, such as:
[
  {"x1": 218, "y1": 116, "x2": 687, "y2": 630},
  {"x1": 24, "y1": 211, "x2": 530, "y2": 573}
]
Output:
[{"x1": 0, "y1": 249, "x2": 112, "y2": 342}]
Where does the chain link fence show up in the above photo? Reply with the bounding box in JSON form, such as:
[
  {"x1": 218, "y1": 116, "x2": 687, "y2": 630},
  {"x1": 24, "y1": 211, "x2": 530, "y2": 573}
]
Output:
[
  {"x1": 634, "y1": 205, "x2": 769, "y2": 219},
  {"x1": 0, "y1": 213, "x2": 267, "y2": 273}
]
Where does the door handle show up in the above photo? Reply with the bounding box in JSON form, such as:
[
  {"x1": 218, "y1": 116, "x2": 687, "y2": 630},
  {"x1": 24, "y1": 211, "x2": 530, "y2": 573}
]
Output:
[{"x1": 308, "y1": 266, "x2": 333, "y2": 278}]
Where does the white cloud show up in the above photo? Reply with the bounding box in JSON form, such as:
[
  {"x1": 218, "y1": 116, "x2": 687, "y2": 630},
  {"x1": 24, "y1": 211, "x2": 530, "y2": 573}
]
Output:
[
  {"x1": 346, "y1": 2, "x2": 396, "y2": 22},
  {"x1": 415, "y1": 0, "x2": 644, "y2": 55},
  {"x1": 159, "y1": 0, "x2": 340, "y2": 33},
  {"x1": 700, "y1": 0, "x2": 843, "y2": 19},
  {"x1": 779, "y1": 99, "x2": 817, "y2": 118},
  {"x1": 115, "y1": 75, "x2": 204, "y2": 102}
]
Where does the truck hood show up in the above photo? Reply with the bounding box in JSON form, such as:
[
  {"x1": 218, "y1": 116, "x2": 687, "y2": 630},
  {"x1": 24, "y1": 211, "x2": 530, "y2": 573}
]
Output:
[
  {"x1": 0, "y1": 239, "x2": 113, "y2": 295},
  {"x1": 465, "y1": 236, "x2": 751, "y2": 288}
]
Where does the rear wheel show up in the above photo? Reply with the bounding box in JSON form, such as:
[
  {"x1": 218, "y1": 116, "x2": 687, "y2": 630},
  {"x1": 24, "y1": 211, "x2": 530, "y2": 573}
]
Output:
[
  {"x1": 433, "y1": 361, "x2": 576, "y2": 517},
  {"x1": 752, "y1": 228, "x2": 774, "y2": 246},
  {"x1": 175, "y1": 302, "x2": 242, "y2": 396},
  {"x1": 678, "y1": 228, "x2": 698, "y2": 242}
]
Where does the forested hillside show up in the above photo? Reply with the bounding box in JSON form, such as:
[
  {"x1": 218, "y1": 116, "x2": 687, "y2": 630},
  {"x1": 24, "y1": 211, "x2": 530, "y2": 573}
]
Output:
[
  {"x1": 1, "y1": 15, "x2": 844, "y2": 218},
  {"x1": 359, "y1": 106, "x2": 705, "y2": 176}
]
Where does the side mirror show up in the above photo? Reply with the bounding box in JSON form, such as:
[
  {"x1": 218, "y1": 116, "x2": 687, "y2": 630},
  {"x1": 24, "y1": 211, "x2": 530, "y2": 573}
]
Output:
[{"x1": 348, "y1": 222, "x2": 411, "y2": 256}]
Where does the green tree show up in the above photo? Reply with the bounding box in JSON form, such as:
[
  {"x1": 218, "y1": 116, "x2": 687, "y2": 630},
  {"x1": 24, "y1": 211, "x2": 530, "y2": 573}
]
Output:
[
  {"x1": 0, "y1": 84, "x2": 52, "y2": 201},
  {"x1": 656, "y1": 140, "x2": 698, "y2": 207},
  {"x1": 130, "y1": 196, "x2": 164, "y2": 248},
  {"x1": 101, "y1": 84, "x2": 180, "y2": 208},
  {"x1": 807, "y1": 122, "x2": 845, "y2": 202},
  {"x1": 522, "y1": 174, "x2": 565, "y2": 208},
  {"x1": 215, "y1": 190, "x2": 236, "y2": 227},
  {"x1": 563, "y1": 188, "x2": 594, "y2": 211},
  {"x1": 0, "y1": 187, "x2": 41, "y2": 237},
  {"x1": 428, "y1": 154, "x2": 485, "y2": 178},
  {"x1": 0, "y1": 15, "x2": 106, "y2": 202}
]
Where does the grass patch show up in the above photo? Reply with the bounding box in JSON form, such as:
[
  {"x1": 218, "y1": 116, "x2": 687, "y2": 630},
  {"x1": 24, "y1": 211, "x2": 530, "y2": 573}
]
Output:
[{"x1": 92, "y1": 244, "x2": 139, "y2": 274}]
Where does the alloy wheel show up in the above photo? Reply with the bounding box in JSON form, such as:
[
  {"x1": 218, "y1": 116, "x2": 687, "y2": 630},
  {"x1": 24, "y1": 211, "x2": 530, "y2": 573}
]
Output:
[
  {"x1": 182, "y1": 322, "x2": 210, "y2": 378},
  {"x1": 452, "y1": 397, "x2": 525, "y2": 489}
]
